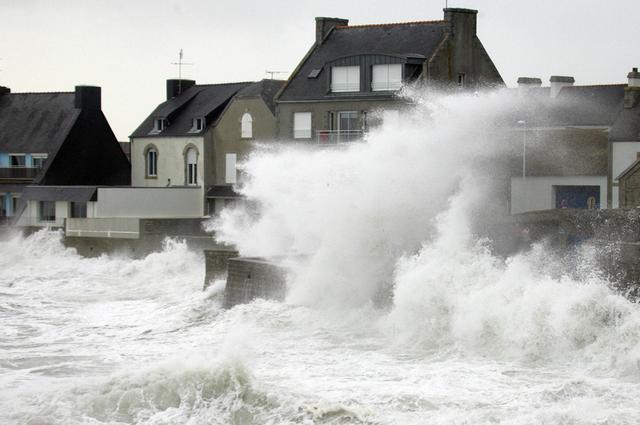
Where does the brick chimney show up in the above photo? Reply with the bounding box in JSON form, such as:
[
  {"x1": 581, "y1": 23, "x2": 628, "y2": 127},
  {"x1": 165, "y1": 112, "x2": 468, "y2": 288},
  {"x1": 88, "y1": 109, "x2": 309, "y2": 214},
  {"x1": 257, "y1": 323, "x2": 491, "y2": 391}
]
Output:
[
  {"x1": 444, "y1": 8, "x2": 477, "y2": 38},
  {"x1": 166, "y1": 79, "x2": 196, "y2": 100},
  {"x1": 549, "y1": 76, "x2": 574, "y2": 98},
  {"x1": 517, "y1": 77, "x2": 542, "y2": 95},
  {"x1": 315, "y1": 17, "x2": 348, "y2": 45},
  {"x1": 444, "y1": 8, "x2": 477, "y2": 87},
  {"x1": 74, "y1": 86, "x2": 101, "y2": 110},
  {"x1": 624, "y1": 67, "x2": 640, "y2": 109},
  {"x1": 0, "y1": 86, "x2": 10, "y2": 96}
]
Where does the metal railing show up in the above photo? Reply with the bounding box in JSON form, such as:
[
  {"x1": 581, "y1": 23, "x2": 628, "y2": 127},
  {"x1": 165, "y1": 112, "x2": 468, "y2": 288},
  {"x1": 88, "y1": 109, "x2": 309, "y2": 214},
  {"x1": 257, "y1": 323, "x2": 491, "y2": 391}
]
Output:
[
  {"x1": 0, "y1": 167, "x2": 39, "y2": 180},
  {"x1": 315, "y1": 130, "x2": 364, "y2": 145}
]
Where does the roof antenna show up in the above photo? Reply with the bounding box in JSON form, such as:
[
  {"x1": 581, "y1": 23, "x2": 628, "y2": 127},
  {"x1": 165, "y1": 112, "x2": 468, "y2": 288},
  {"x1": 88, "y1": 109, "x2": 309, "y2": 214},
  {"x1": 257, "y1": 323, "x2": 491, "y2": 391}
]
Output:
[
  {"x1": 171, "y1": 49, "x2": 194, "y2": 94},
  {"x1": 265, "y1": 70, "x2": 288, "y2": 80}
]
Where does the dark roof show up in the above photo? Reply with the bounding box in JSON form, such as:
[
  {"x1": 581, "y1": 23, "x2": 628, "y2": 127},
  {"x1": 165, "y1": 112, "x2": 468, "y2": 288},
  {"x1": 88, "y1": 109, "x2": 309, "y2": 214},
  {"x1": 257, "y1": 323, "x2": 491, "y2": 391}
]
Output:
[
  {"x1": 206, "y1": 185, "x2": 243, "y2": 198},
  {"x1": 0, "y1": 92, "x2": 79, "y2": 153},
  {"x1": 616, "y1": 158, "x2": 640, "y2": 180},
  {"x1": 504, "y1": 85, "x2": 625, "y2": 128},
  {"x1": 278, "y1": 21, "x2": 448, "y2": 102},
  {"x1": 21, "y1": 185, "x2": 98, "y2": 202},
  {"x1": 610, "y1": 102, "x2": 640, "y2": 142},
  {"x1": 234, "y1": 79, "x2": 286, "y2": 114},
  {"x1": 119, "y1": 141, "x2": 131, "y2": 156},
  {"x1": 131, "y1": 82, "x2": 253, "y2": 138}
]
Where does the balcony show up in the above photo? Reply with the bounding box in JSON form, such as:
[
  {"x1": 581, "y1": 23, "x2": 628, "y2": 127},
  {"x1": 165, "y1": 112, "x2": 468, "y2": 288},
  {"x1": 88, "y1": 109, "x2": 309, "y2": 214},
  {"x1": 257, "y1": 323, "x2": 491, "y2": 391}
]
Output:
[
  {"x1": 315, "y1": 130, "x2": 364, "y2": 145},
  {"x1": 0, "y1": 167, "x2": 39, "y2": 181}
]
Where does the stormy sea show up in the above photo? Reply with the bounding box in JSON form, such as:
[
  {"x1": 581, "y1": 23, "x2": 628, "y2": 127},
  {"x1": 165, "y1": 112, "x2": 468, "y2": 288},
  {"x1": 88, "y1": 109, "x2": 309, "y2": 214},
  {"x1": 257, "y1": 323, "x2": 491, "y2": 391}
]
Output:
[{"x1": 2, "y1": 91, "x2": 640, "y2": 424}]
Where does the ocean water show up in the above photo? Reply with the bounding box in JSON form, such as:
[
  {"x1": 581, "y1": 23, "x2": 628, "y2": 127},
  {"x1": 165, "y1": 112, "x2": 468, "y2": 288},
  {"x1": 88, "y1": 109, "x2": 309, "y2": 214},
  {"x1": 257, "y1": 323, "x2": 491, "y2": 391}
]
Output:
[{"x1": 3, "y1": 90, "x2": 640, "y2": 424}]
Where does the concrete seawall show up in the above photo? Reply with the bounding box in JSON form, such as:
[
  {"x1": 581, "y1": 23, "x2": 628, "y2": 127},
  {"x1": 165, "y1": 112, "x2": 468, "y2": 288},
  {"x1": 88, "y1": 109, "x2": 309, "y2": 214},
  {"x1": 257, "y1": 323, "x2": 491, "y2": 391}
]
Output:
[{"x1": 223, "y1": 257, "x2": 287, "y2": 308}]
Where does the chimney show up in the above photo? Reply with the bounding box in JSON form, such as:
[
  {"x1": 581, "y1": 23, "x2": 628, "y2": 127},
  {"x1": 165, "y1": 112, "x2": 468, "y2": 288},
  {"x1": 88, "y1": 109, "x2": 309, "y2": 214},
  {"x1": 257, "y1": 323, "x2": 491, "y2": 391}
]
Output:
[
  {"x1": 74, "y1": 86, "x2": 101, "y2": 110},
  {"x1": 549, "y1": 76, "x2": 575, "y2": 98},
  {"x1": 315, "y1": 17, "x2": 348, "y2": 45},
  {"x1": 517, "y1": 77, "x2": 542, "y2": 95},
  {"x1": 166, "y1": 79, "x2": 196, "y2": 100},
  {"x1": 624, "y1": 67, "x2": 640, "y2": 109},
  {"x1": 0, "y1": 86, "x2": 10, "y2": 96},
  {"x1": 444, "y1": 8, "x2": 478, "y2": 38}
]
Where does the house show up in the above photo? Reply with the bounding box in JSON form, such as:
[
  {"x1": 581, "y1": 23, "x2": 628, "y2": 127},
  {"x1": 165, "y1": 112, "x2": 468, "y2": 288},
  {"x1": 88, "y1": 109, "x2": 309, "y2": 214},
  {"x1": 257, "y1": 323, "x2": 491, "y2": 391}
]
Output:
[
  {"x1": 609, "y1": 68, "x2": 640, "y2": 207},
  {"x1": 129, "y1": 78, "x2": 283, "y2": 216},
  {"x1": 275, "y1": 8, "x2": 504, "y2": 143},
  {"x1": 0, "y1": 85, "x2": 130, "y2": 227},
  {"x1": 507, "y1": 75, "x2": 628, "y2": 214}
]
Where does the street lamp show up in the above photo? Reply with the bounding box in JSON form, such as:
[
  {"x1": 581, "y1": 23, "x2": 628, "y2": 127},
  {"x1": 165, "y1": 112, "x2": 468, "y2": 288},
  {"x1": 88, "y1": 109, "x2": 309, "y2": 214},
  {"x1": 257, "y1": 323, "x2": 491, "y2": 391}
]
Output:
[{"x1": 517, "y1": 120, "x2": 526, "y2": 179}]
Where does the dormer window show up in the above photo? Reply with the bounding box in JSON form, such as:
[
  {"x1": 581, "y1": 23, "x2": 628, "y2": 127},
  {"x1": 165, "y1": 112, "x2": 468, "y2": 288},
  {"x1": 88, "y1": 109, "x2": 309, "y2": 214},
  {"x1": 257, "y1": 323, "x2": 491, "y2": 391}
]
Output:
[
  {"x1": 189, "y1": 117, "x2": 205, "y2": 133},
  {"x1": 331, "y1": 66, "x2": 360, "y2": 92},
  {"x1": 153, "y1": 118, "x2": 168, "y2": 132},
  {"x1": 372, "y1": 64, "x2": 402, "y2": 91}
]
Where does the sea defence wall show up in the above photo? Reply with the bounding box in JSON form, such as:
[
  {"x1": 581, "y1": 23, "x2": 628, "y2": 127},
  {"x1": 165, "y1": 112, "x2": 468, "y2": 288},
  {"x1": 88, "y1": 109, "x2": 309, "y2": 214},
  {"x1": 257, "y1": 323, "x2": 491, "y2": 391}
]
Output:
[
  {"x1": 202, "y1": 249, "x2": 239, "y2": 289},
  {"x1": 223, "y1": 257, "x2": 288, "y2": 308}
]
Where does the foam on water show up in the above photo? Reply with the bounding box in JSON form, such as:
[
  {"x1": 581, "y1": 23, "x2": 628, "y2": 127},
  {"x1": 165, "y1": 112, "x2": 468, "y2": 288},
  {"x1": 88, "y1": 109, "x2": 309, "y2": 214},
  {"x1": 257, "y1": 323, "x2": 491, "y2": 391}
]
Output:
[{"x1": 3, "y1": 89, "x2": 640, "y2": 424}]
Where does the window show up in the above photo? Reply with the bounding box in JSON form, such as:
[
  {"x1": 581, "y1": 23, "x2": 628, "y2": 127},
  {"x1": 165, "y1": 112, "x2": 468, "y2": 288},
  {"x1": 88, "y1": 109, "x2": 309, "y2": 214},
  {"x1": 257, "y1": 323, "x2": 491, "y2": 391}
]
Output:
[
  {"x1": 241, "y1": 113, "x2": 253, "y2": 139},
  {"x1": 10, "y1": 154, "x2": 25, "y2": 167},
  {"x1": 32, "y1": 155, "x2": 47, "y2": 169},
  {"x1": 458, "y1": 73, "x2": 465, "y2": 88},
  {"x1": 69, "y1": 202, "x2": 87, "y2": 218},
  {"x1": 146, "y1": 147, "x2": 158, "y2": 177},
  {"x1": 225, "y1": 153, "x2": 237, "y2": 184},
  {"x1": 331, "y1": 66, "x2": 360, "y2": 92},
  {"x1": 0, "y1": 194, "x2": 6, "y2": 218},
  {"x1": 338, "y1": 111, "x2": 359, "y2": 131},
  {"x1": 372, "y1": 64, "x2": 402, "y2": 91},
  {"x1": 190, "y1": 117, "x2": 205, "y2": 133},
  {"x1": 10, "y1": 195, "x2": 19, "y2": 216},
  {"x1": 39, "y1": 201, "x2": 56, "y2": 222},
  {"x1": 293, "y1": 112, "x2": 312, "y2": 139},
  {"x1": 153, "y1": 118, "x2": 167, "y2": 132},
  {"x1": 186, "y1": 147, "x2": 198, "y2": 185}
]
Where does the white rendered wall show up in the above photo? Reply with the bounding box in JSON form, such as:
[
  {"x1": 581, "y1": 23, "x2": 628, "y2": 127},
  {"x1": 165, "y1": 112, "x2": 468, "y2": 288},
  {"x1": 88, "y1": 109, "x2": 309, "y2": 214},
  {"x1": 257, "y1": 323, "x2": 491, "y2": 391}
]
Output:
[
  {"x1": 511, "y1": 176, "x2": 607, "y2": 214},
  {"x1": 94, "y1": 187, "x2": 203, "y2": 218},
  {"x1": 16, "y1": 200, "x2": 69, "y2": 227},
  {"x1": 611, "y1": 142, "x2": 640, "y2": 208}
]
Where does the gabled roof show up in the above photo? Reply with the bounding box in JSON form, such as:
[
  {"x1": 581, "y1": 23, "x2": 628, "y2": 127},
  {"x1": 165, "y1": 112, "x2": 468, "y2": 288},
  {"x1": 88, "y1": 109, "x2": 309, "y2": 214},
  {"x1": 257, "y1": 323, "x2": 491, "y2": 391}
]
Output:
[
  {"x1": 130, "y1": 82, "x2": 253, "y2": 138},
  {"x1": 610, "y1": 98, "x2": 640, "y2": 141},
  {"x1": 278, "y1": 21, "x2": 448, "y2": 102},
  {"x1": 0, "y1": 92, "x2": 80, "y2": 153},
  {"x1": 234, "y1": 79, "x2": 286, "y2": 114},
  {"x1": 616, "y1": 157, "x2": 640, "y2": 181}
]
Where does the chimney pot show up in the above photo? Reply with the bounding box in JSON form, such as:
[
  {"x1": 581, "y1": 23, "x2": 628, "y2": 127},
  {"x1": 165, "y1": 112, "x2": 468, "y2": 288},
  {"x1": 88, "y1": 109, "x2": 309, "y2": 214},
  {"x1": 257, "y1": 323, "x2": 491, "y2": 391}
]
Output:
[
  {"x1": 74, "y1": 86, "x2": 101, "y2": 110},
  {"x1": 517, "y1": 77, "x2": 542, "y2": 96},
  {"x1": 166, "y1": 79, "x2": 196, "y2": 100},
  {"x1": 627, "y1": 67, "x2": 640, "y2": 88},
  {"x1": 315, "y1": 17, "x2": 348, "y2": 45}
]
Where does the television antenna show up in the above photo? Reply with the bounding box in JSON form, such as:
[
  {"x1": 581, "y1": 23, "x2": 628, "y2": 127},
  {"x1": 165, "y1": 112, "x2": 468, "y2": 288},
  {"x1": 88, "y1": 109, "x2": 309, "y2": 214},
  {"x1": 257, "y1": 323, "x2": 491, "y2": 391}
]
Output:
[
  {"x1": 170, "y1": 49, "x2": 194, "y2": 93},
  {"x1": 265, "y1": 70, "x2": 288, "y2": 79}
]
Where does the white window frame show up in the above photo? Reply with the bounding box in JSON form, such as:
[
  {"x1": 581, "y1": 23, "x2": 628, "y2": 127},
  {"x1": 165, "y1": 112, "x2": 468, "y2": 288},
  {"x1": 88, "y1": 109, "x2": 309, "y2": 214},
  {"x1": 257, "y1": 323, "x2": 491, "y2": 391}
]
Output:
[
  {"x1": 241, "y1": 113, "x2": 253, "y2": 139},
  {"x1": 293, "y1": 112, "x2": 312, "y2": 139},
  {"x1": 146, "y1": 147, "x2": 158, "y2": 177},
  {"x1": 39, "y1": 200, "x2": 56, "y2": 222},
  {"x1": 152, "y1": 118, "x2": 167, "y2": 133},
  {"x1": 9, "y1": 154, "x2": 26, "y2": 168},
  {"x1": 31, "y1": 154, "x2": 48, "y2": 169},
  {"x1": 186, "y1": 147, "x2": 198, "y2": 186},
  {"x1": 189, "y1": 117, "x2": 205, "y2": 133},
  {"x1": 331, "y1": 66, "x2": 360, "y2": 92},
  {"x1": 225, "y1": 153, "x2": 237, "y2": 184},
  {"x1": 372, "y1": 64, "x2": 403, "y2": 91}
]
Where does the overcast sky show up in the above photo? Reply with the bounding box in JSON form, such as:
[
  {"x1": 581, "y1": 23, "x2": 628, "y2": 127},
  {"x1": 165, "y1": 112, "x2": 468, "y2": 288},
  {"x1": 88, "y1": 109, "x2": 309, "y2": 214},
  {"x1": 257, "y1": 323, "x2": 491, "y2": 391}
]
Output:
[{"x1": 1, "y1": 0, "x2": 639, "y2": 140}]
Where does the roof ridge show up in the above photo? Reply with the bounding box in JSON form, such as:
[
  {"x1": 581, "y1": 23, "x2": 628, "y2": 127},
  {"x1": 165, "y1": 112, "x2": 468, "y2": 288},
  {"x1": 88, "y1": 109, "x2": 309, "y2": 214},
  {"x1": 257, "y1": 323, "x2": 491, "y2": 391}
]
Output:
[
  {"x1": 336, "y1": 19, "x2": 446, "y2": 29},
  {"x1": 568, "y1": 84, "x2": 627, "y2": 88},
  {"x1": 194, "y1": 81, "x2": 255, "y2": 88},
  {"x1": 5, "y1": 91, "x2": 74, "y2": 95}
]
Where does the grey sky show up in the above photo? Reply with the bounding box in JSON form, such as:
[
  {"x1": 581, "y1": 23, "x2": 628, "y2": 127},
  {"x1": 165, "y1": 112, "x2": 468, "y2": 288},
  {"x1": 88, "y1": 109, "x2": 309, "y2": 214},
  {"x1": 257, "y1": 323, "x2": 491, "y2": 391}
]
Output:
[{"x1": 1, "y1": 0, "x2": 639, "y2": 140}]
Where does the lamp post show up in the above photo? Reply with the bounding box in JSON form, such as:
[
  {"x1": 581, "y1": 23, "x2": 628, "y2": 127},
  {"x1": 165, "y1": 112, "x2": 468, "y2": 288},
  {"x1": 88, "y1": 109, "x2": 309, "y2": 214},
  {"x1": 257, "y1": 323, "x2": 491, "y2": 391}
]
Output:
[{"x1": 517, "y1": 120, "x2": 526, "y2": 179}]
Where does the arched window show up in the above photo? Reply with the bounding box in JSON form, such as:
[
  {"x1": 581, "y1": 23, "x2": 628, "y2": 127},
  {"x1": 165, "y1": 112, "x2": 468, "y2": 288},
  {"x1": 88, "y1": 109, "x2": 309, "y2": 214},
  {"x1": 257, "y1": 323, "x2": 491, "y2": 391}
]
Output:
[
  {"x1": 146, "y1": 146, "x2": 158, "y2": 177},
  {"x1": 241, "y1": 113, "x2": 253, "y2": 139},
  {"x1": 186, "y1": 147, "x2": 198, "y2": 185}
]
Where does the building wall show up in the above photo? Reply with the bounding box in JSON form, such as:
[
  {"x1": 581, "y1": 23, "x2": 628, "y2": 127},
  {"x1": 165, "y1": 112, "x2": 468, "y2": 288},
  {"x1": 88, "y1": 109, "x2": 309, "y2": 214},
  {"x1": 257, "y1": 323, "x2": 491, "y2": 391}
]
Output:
[
  {"x1": 94, "y1": 187, "x2": 203, "y2": 218},
  {"x1": 277, "y1": 99, "x2": 406, "y2": 140},
  {"x1": 17, "y1": 200, "x2": 70, "y2": 227},
  {"x1": 611, "y1": 141, "x2": 640, "y2": 208},
  {"x1": 131, "y1": 136, "x2": 205, "y2": 187},
  {"x1": 510, "y1": 176, "x2": 607, "y2": 214}
]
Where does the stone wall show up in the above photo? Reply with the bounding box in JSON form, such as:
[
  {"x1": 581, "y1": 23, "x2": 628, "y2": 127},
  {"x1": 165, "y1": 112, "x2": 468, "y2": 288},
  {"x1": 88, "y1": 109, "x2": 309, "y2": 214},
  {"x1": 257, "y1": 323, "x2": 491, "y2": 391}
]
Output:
[{"x1": 223, "y1": 257, "x2": 287, "y2": 308}]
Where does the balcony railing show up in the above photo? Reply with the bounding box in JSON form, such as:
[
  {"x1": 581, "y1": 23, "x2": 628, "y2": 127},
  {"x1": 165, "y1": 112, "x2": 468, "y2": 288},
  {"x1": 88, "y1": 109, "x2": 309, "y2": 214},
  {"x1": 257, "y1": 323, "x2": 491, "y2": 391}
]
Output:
[
  {"x1": 315, "y1": 130, "x2": 364, "y2": 145},
  {"x1": 0, "y1": 167, "x2": 39, "y2": 180}
]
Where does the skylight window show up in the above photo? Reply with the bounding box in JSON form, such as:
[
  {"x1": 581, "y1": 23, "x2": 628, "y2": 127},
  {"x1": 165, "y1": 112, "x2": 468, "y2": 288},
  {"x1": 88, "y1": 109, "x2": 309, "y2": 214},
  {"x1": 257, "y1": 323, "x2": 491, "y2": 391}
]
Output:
[{"x1": 308, "y1": 69, "x2": 322, "y2": 79}]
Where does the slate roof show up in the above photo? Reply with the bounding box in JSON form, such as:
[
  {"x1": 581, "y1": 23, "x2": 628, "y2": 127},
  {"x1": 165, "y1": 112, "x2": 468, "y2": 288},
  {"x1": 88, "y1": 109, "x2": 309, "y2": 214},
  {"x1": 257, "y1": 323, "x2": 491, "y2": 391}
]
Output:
[
  {"x1": 0, "y1": 92, "x2": 79, "y2": 153},
  {"x1": 278, "y1": 21, "x2": 449, "y2": 102},
  {"x1": 610, "y1": 101, "x2": 640, "y2": 141},
  {"x1": 131, "y1": 82, "x2": 253, "y2": 138},
  {"x1": 21, "y1": 185, "x2": 98, "y2": 202},
  {"x1": 504, "y1": 85, "x2": 625, "y2": 128},
  {"x1": 234, "y1": 79, "x2": 286, "y2": 114}
]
